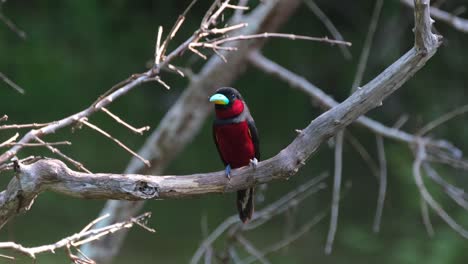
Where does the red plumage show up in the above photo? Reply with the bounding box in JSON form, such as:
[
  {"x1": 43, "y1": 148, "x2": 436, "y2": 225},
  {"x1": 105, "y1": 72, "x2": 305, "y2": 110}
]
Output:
[
  {"x1": 213, "y1": 121, "x2": 255, "y2": 169},
  {"x1": 211, "y1": 87, "x2": 260, "y2": 223}
]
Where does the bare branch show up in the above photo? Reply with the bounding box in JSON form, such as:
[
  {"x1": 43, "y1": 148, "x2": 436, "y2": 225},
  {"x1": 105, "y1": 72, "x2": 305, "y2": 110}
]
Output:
[
  {"x1": 0, "y1": 72, "x2": 25, "y2": 94},
  {"x1": 0, "y1": 3, "x2": 26, "y2": 39},
  {"x1": 420, "y1": 197, "x2": 435, "y2": 236},
  {"x1": 190, "y1": 173, "x2": 327, "y2": 264},
  {"x1": 373, "y1": 135, "x2": 387, "y2": 233},
  {"x1": 304, "y1": 0, "x2": 351, "y2": 59},
  {"x1": 413, "y1": 0, "x2": 441, "y2": 51},
  {"x1": 351, "y1": 0, "x2": 384, "y2": 92},
  {"x1": 34, "y1": 136, "x2": 91, "y2": 173},
  {"x1": 412, "y1": 141, "x2": 468, "y2": 238},
  {"x1": 0, "y1": 121, "x2": 52, "y2": 130},
  {"x1": 101, "y1": 107, "x2": 150, "y2": 135},
  {"x1": 248, "y1": 52, "x2": 459, "y2": 159},
  {"x1": 195, "y1": 32, "x2": 352, "y2": 49},
  {"x1": 418, "y1": 104, "x2": 468, "y2": 135},
  {"x1": 325, "y1": 131, "x2": 344, "y2": 255},
  {"x1": 0, "y1": 133, "x2": 18, "y2": 148},
  {"x1": 154, "y1": 26, "x2": 164, "y2": 65},
  {"x1": 80, "y1": 118, "x2": 150, "y2": 167},
  {"x1": 243, "y1": 212, "x2": 326, "y2": 264},
  {"x1": 0, "y1": 212, "x2": 154, "y2": 261},
  {"x1": 423, "y1": 164, "x2": 468, "y2": 210},
  {"x1": 345, "y1": 131, "x2": 379, "y2": 178},
  {"x1": 236, "y1": 235, "x2": 272, "y2": 264},
  {"x1": 0, "y1": 141, "x2": 71, "y2": 148},
  {"x1": 401, "y1": 0, "x2": 468, "y2": 33}
]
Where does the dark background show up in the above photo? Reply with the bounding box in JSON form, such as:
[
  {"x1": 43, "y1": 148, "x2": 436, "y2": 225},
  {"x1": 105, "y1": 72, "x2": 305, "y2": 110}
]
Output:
[{"x1": 1, "y1": 0, "x2": 467, "y2": 263}]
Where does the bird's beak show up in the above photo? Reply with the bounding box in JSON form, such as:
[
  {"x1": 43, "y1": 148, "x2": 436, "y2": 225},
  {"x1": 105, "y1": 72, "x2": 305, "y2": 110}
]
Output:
[{"x1": 209, "y1": 93, "x2": 229, "y2": 105}]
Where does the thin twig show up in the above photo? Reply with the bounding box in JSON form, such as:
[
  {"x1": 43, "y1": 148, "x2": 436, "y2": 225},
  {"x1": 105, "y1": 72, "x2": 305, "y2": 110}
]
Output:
[
  {"x1": 325, "y1": 131, "x2": 344, "y2": 254},
  {"x1": 351, "y1": 0, "x2": 384, "y2": 92},
  {"x1": 392, "y1": 114, "x2": 409, "y2": 129},
  {"x1": 345, "y1": 131, "x2": 379, "y2": 178},
  {"x1": 190, "y1": 174, "x2": 328, "y2": 264},
  {"x1": 420, "y1": 198, "x2": 434, "y2": 237},
  {"x1": 243, "y1": 212, "x2": 327, "y2": 264},
  {"x1": 373, "y1": 135, "x2": 387, "y2": 233},
  {"x1": 101, "y1": 108, "x2": 150, "y2": 135},
  {"x1": 233, "y1": 0, "x2": 249, "y2": 21},
  {"x1": 0, "y1": 212, "x2": 154, "y2": 260},
  {"x1": 413, "y1": 141, "x2": 468, "y2": 239},
  {"x1": 0, "y1": 141, "x2": 71, "y2": 148},
  {"x1": 79, "y1": 214, "x2": 111, "y2": 235},
  {"x1": 0, "y1": 122, "x2": 53, "y2": 130},
  {"x1": 423, "y1": 164, "x2": 468, "y2": 210},
  {"x1": 418, "y1": 104, "x2": 468, "y2": 135},
  {"x1": 34, "y1": 136, "x2": 91, "y2": 173},
  {"x1": 401, "y1": 0, "x2": 468, "y2": 33},
  {"x1": 154, "y1": 26, "x2": 164, "y2": 65},
  {"x1": 0, "y1": 6, "x2": 26, "y2": 39},
  {"x1": 0, "y1": 72, "x2": 25, "y2": 94},
  {"x1": 80, "y1": 118, "x2": 150, "y2": 167},
  {"x1": 197, "y1": 32, "x2": 352, "y2": 49},
  {"x1": 0, "y1": 133, "x2": 18, "y2": 148},
  {"x1": 304, "y1": 0, "x2": 351, "y2": 59},
  {"x1": 236, "y1": 235, "x2": 272, "y2": 264}
]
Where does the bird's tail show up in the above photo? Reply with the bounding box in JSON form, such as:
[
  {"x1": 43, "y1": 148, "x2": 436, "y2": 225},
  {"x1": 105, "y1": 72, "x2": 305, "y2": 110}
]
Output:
[{"x1": 237, "y1": 188, "x2": 254, "y2": 223}]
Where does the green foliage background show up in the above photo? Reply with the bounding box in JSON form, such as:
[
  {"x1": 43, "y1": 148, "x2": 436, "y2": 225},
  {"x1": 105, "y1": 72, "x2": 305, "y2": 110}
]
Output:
[{"x1": 1, "y1": 0, "x2": 467, "y2": 263}]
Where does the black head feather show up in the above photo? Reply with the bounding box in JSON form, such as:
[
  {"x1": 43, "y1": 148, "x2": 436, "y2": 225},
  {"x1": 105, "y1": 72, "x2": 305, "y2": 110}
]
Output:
[{"x1": 215, "y1": 87, "x2": 244, "y2": 102}]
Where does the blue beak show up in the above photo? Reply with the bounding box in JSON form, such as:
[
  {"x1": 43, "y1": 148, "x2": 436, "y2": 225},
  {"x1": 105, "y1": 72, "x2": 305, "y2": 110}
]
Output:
[{"x1": 209, "y1": 93, "x2": 229, "y2": 105}]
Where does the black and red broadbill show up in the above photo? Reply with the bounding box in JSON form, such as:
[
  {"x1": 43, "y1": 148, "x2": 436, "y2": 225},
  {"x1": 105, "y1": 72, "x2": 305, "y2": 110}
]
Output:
[{"x1": 210, "y1": 87, "x2": 260, "y2": 223}]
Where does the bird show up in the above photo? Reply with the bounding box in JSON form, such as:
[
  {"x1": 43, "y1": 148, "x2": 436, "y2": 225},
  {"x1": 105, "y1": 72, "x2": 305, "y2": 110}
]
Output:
[{"x1": 209, "y1": 87, "x2": 260, "y2": 223}]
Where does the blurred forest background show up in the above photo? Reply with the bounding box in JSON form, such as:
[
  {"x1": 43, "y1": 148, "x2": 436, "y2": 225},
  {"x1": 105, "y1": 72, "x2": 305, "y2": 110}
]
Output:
[{"x1": 1, "y1": 0, "x2": 468, "y2": 263}]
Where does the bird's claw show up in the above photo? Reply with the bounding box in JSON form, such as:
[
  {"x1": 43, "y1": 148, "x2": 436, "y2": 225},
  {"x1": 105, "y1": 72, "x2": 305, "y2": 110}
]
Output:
[
  {"x1": 225, "y1": 164, "x2": 231, "y2": 180},
  {"x1": 250, "y1": 158, "x2": 258, "y2": 169}
]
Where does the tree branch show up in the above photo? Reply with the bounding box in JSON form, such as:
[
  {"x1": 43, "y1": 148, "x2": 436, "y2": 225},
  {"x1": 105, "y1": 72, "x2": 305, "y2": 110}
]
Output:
[{"x1": 401, "y1": 0, "x2": 468, "y2": 33}]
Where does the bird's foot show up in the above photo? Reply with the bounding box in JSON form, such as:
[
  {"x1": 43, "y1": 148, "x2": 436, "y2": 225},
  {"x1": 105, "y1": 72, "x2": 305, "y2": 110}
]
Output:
[
  {"x1": 249, "y1": 158, "x2": 258, "y2": 169},
  {"x1": 225, "y1": 164, "x2": 232, "y2": 180}
]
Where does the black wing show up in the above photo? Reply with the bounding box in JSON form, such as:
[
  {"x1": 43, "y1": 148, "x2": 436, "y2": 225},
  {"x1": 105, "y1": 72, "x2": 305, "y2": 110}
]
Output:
[
  {"x1": 212, "y1": 123, "x2": 228, "y2": 166},
  {"x1": 247, "y1": 118, "x2": 260, "y2": 161}
]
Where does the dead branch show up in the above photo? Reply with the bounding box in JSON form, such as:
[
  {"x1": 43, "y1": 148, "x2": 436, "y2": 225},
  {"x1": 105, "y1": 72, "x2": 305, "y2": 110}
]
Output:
[
  {"x1": 80, "y1": 118, "x2": 150, "y2": 167},
  {"x1": 304, "y1": 0, "x2": 351, "y2": 59},
  {"x1": 325, "y1": 131, "x2": 344, "y2": 254},
  {"x1": 33, "y1": 136, "x2": 91, "y2": 173},
  {"x1": 101, "y1": 107, "x2": 150, "y2": 135},
  {"x1": 190, "y1": 173, "x2": 328, "y2": 264},
  {"x1": 247, "y1": 52, "x2": 460, "y2": 161},
  {"x1": 242, "y1": 212, "x2": 326, "y2": 264},
  {"x1": 412, "y1": 141, "x2": 468, "y2": 238},
  {"x1": 418, "y1": 104, "x2": 468, "y2": 135},
  {"x1": 373, "y1": 135, "x2": 387, "y2": 233},
  {"x1": 0, "y1": 141, "x2": 71, "y2": 147},
  {"x1": 0, "y1": 212, "x2": 154, "y2": 262},
  {"x1": 0, "y1": 72, "x2": 25, "y2": 94},
  {"x1": 401, "y1": 0, "x2": 468, "y2": 33},
  {"x1": 0, "y1": 1, "x2": 26, "y2": 39},
  {"x1": 351, "y1": 0, "x2": 384, "y2": 92}
]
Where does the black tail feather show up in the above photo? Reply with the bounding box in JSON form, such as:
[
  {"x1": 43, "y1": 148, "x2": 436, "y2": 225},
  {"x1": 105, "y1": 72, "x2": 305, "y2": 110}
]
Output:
[{"x1": 237, "y1": 188, "x2": 254, "y2": 223}]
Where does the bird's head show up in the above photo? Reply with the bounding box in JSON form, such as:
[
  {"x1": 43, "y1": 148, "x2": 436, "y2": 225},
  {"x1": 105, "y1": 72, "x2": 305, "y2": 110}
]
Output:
[{"x1": 210, "y1": 87, "x2": 245, "y2": 118}]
